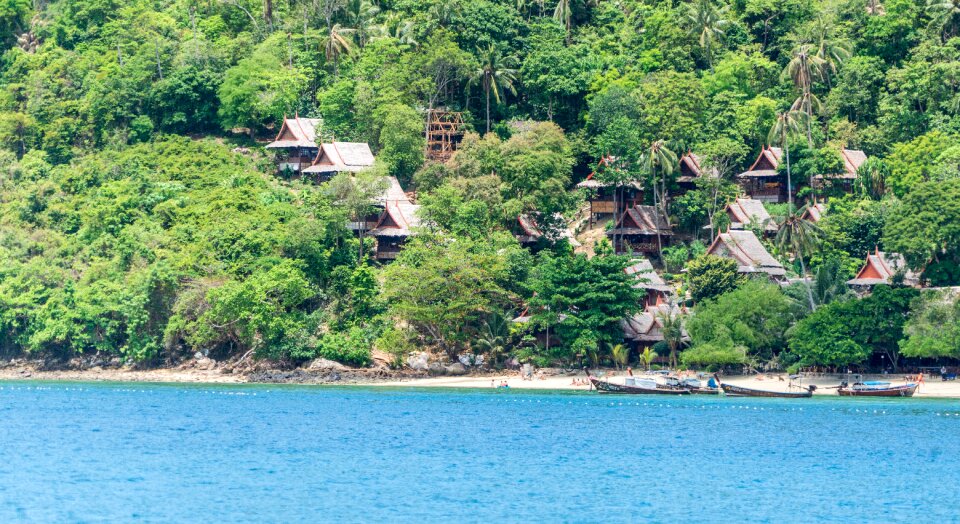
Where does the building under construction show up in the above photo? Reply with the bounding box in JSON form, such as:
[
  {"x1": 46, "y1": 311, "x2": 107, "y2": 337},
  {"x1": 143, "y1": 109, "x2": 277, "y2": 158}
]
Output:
[{"x1": 425, "y1": 110, "x2": 465, "y2": 162}]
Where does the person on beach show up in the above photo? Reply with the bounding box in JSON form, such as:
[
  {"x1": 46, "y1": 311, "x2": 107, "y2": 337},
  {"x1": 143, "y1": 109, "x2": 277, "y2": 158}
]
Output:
[{"x1": 942, "y1": 366, "x2": 948, "y2": 379}]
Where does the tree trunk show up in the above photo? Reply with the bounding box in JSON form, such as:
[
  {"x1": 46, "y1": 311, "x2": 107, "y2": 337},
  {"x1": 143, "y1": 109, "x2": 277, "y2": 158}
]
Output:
[
  {"x1": 485, "y1": 76, "x2": 491, "y2": 134},
  {"x1": 800, "y1": 256, "x2": 816, "y2": 312},
  {"x1": 785, "y1": 140, "x2": 792, "y2": 210},
  {"x1": 264, "y1": 0, "x2": 273, "y2": 31},
  {"x1": 652, "y1": 166, "x2": 664, "y2": 260}
]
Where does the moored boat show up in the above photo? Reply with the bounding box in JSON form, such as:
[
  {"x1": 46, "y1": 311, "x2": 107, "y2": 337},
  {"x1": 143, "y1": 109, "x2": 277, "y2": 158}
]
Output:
[
  {"x1": 719, "y1": 383, "x2": 815, "y2": 398},
  {"x1": 837, "y1": 381, "x2": 917, "y2": 397},
  {"x1": 589, "y1": 376, "x2": 690, "y2": 395}
]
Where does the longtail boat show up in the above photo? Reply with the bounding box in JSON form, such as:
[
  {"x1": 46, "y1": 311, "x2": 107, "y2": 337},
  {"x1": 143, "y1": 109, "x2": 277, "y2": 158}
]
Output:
[
  {"x1": 589, "y1": 377, "x2": 690, "y2": 395},
  {"x1": 719, "y1": 383, "x2": 816, "y2": 398},
  {"x1": 837, "y1": 381, "x2": 917, "y2": 397}
]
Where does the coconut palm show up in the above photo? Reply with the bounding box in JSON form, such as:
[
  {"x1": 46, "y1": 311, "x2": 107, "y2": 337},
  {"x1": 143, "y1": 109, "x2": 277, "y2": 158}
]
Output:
[
  {"x1": 927, "y1": 0, "x2": 960, "y2": 39},
  {"x1": 376, "y1": 13, "x2": 417, "y2": 46},
  {"x1": 475, "y1": 312, "x2": 511, "y2": 367},
  {"x1": 767, "y1": 110, "x2": 807, "y2": 211},
  {"x1": 640, "y1": 346, "x2": 657, "y2": 371},
  {"x1": 323, "y1": 23, "x2": 356, "y2": 76},
  {"x1": 345, "y1": 0, "x2": 380, "y2": 49},
  {"x1": 685, "y1": 0, "x2": 729, "y2": 71},
  {"x1": 855, "y1": 157, "x2": 889, "y2": 200},
  {"x1": 609, "y1": 343, "x2": 630, "y2": 369},
  {"x1": 554, "y1": 0, "x2": 572, "y2": 43},
  {"x1": 775, "y1": 208, "x2": 823, "y2": 311},
  {"x1": 657, "y1": 308, "x2": 685, "y2": 369},
  {"x1": 642, "y1": 140, "x2": 677, "y2": 259},
  {"x1": 809, "y1": 16, "x2": 851, "y2": 86},
  {"x1": 469, "y1": 45, "x2": 519, "y2": 134},
  {"x1": 784, "y1": 44, "x2": 825, "y2": 146}
]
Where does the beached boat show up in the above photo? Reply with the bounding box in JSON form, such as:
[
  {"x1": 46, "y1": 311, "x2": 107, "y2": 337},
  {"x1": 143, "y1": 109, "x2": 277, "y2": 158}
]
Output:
[
  {"x1": 589, "y1": 376, "x2": 690, "y2": 395},
  {"x1": 681, "y1": 377, "x2": 720, "y2": 395},
  {"x1": 837, "y1": 381, "x2": 917, "y2": 397},
  {"x1": 720, "y1": 383, "x2": 815, "y2": 398}
]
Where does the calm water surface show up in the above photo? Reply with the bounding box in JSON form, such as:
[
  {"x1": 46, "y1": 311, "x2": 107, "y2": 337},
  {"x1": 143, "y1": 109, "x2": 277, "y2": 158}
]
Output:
[{"x1": 1, "y1": 382, "x2": 958, "y2": 523}]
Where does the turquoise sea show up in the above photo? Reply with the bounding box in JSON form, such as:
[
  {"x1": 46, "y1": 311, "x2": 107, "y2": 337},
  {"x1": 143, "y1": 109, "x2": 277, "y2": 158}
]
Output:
[{"x1": 1, "y1": 382, "x2": 958, "y2": 523}]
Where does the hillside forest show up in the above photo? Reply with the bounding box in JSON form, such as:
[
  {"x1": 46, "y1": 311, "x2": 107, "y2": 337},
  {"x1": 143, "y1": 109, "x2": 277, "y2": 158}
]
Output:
[{"x1": 0, "y1": 0, "x2": 959, "y2": 371}]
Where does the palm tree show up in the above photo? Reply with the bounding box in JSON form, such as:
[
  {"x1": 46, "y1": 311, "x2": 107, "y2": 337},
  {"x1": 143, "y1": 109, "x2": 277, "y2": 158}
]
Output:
[
  {"x1": 657, "y1": 308, "x2": 685, "y2": 369},
  {"x1": 376, "y1": 13, "x2": 418, "y2": 46},
  {"x1": 927, "y1": 0, "x2": 960, "y2": 39},
  {"x1": 855, "y1": 157, "x2": 889, "y2": 200},
  {"x1": 475, "y1": 312, "x2": 511, "y2": 368},
  {"x1": 323, "y1": 23, "x2": 356, "y2": 77},
  {"x1": 609, "y1": 343, "x2": 630, "y2": 369},
  {"x1": 642, "y1": 140, "x2": 677, "y2": 259},
  {"x1": 346, "y1": 0, "x2": 380, "y2": 49},
  {"x1": 810, "y1": 17, "x2": 851, "y2": 86},
  {"x1": 767, "y1": 111, "x2": 807, "y2": 210},
  {"x1": 775, "y1": 208, "x2": 823, "y2": 311},
  {"x1": 685, "y1": 0, "x2": 729, "y2": 71},
  {"x1": 469, "y1": 45, "x2": 519, "y2": 134},
  {"x1": 640, "y1": 346, "x2": 657, "y2": 371},
  {"x1": 554, "y1": 0, "x2": 572, "y2": 43},
  {"x1": 784, "y1": 44, "x2": 825, "y2": 146}
]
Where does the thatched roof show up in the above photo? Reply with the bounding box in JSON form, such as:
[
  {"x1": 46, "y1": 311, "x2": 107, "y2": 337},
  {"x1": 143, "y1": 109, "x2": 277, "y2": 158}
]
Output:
[
  {"x1": 815, "y1": 148, "x2": 868, "y2": 181},
  {"x1": 677, "y1": 152, "x2": 718, "y2": 183},
  {"x1": 368, "y1": 178, "x2": 420, "y2": 238},
  {"x1": 621, "y1": 304, "x2": 689, "y2": 342},
  {"x1": 726, "y1": 198, "x2": 778, "y2": 232},
  {"x1": 516, "y1": 214, "x2": 581, "y2": 247},
  {"x1": 624, "y1": 258, "x2": 672, "y2": 292},
  {"x1": 738, "y1": 146, "x2": 782, "y2": 178},
  {"x1": 607, "y1": 205, "x2": 673, "y2": 237},
  {"x1": 266, "y1": 117, "x2": 322, "y2": 149},
  {"x1": 706, "y1": 230, "x2": 786, "y2": 278},
  {"x1": 847, "y1": 250, "x2": 920, "y2": 287},
  {"x1": 801, "y1": 202, "x2": 827, "y2": 223},
  {"x1": 303, "y1": 142, "x2": 375, "y2": 174}
]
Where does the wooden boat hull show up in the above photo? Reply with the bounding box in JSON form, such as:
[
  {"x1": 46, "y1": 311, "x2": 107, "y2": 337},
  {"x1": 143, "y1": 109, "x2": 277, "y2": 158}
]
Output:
[
  {"x1": 687, "y1": 387, "x2": 720, "y2": 395},
  {"x1": 837, "y1": 384, "x2": 917, "y2": 397},
  {"x1": 590, "y1": 377, "x2": 690, "y2": 395},
  {"x1": 721, "y1": 383, "x2": 813, "y2": 398}
]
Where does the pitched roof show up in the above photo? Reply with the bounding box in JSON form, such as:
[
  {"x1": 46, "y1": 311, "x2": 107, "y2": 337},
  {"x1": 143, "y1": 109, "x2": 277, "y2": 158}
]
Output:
[
  {"x1": 815, "y1": 149, "x2": 869, "y2": 180},
  {"x1": 706, "y1": 230, "x2": 786, "y2": 278},
  {"x1": 516, "y1": 214, "x2": 581, "y2": 247},
  {"x1": 726, "y1": 198, "x2": 777, "y2": 231},
  {"x1": 677, "y1": 152, "x2": 718, "y2": 182},
  {"x1": 303, "y1": 142, "x2": 376, "y2": 174},
  {"x1": 801, "y1": 202, "x2": 827, "y2": 223},
  {"x1": 624, "y1": 258, "x2": 672, "y2": 292},
  {"x1": 841, "y1": 149, "x2": 868, "y2": 176},
  {"x1": 368, "y1": 178, "x2": 420, "y2": 238},
  {"x1": 738, "y1": 146, "x2": 782, "y2": 177},
  {"x1": 575, "y1": 155, "x2": 644, "y2": 189},
  {"x1": 847, "y1": 250, "x2": 920, "y2": 287},
  {"x1": 266, "y1": 117, "x2": 323, "y2": 149},
  {"x1": 607, "y1": 205, "x2": 673, "y2": 236},
  {"x1": 621, "y1": 304, "x2": 689, "y2": 342}
]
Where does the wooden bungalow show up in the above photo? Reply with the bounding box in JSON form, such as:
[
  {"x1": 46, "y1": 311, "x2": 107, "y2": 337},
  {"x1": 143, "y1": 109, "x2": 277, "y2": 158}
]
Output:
[
  {"x1": 606, "y1": 205, "x2": 673, "y2": 256},
  {"x1": 577, "y1": 156, "x2": 644, "y2": 225},
  {"x1": 265, "y1": 116, "x2": 323, "y2": 174},
  {"x1": 675, "y1": 152, "x2": 717, "y2": 196},
  {"x1": 624, "y1": 258, "x2": 673, "y2": 308},
  {"x1": 724, "y1": 198, "x2": 778, "y2": 234},
  {"x1": 516, "y1": 214, "x2": 580, "y2": 249},
  {"x1": 801, "y1": 202, "x2": 827, "y2": 223},
  {"x1": 846, "y1": 249, "x2": 920, "y2": 291},
  {"x1": 737, "y1": 146, "x2": 787, "y2": 203},
  {"x1": 303, "y1": 142, "x2": 376, "y2": 181},
  {"x1": 814, "y1": 149, "x2": 868, "y2": 194},
  {"x1": 365, "y1": 178, "x2": 421, "y2": 261},
  {"x1": 706, "y1": 230, "x2": 786, "y2": 281},
  {"x1": 621, "y1": 304, "x2": 689, "y2": 345}
]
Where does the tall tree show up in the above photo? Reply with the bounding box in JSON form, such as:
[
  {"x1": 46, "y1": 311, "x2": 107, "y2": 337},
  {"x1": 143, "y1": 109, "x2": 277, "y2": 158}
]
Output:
[
  {"x1": 553, "y1": 0, "x2": 572, "y2": 43},
  {"x1": 927, "y1": 0, "x2": 960, "y2": 40},
  {"x1": 642, "y1": 140, "x2": 677, "y2": 259},
  {"x1": 784, "y1": 44, "x2": 825, "y2": 146},
  {"x1": 767, "y1": 110, "x2": 807, "y2": 210},
  {"x1": 469, "y1": 45, "x2": 519, "y2": 134},
  {"x1": 686, "y1": 0, "x2": 729, "y2": 71},
  {"x1": 775, "y1": 208, "x2": 823, "y2": 311}
]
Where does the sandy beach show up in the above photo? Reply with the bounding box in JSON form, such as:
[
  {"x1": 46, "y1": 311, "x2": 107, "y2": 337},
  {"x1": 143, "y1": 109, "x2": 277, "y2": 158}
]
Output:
[{"x1": 2, "y1": 364, "x2": 960, "y2": 398}]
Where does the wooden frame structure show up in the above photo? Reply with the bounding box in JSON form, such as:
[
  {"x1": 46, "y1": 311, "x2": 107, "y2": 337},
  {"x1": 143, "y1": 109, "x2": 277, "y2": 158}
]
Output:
[{"x1": 425, "y1": 110, "x2": 465, "y2": 162}]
